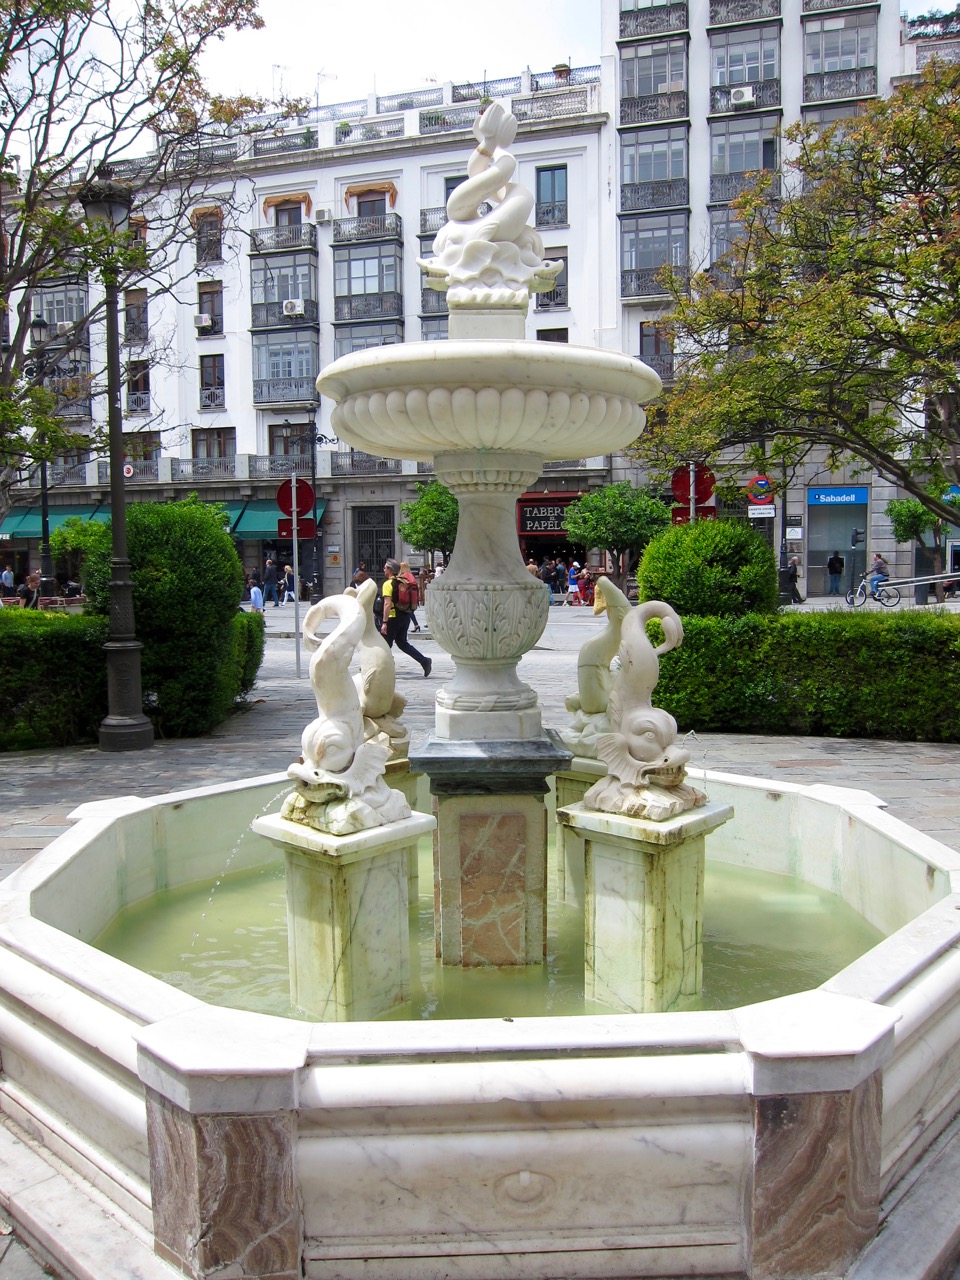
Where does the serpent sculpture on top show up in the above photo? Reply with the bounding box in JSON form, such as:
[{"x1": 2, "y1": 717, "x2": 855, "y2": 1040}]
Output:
[{"x1": 418, "y1": 101, "x2": 563, "y2": 310}]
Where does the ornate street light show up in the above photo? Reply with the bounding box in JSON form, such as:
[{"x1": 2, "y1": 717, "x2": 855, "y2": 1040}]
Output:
[
  {"x1": 78, "y1": 175, "x2": 153, "y2": 752},
  {"x1": 26, "y1": 315, "x2": 54, "y2": 594}
]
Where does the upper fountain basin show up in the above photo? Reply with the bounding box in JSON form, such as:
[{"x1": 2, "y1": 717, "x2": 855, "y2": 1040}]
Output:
[{"x1": 316, "y1": 340, "x2": 662, "y2": 463}]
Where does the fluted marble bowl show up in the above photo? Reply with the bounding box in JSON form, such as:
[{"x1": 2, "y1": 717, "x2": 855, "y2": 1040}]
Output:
[{"x1": 316, "y1": 340, "x2": 662, "y2": 463}]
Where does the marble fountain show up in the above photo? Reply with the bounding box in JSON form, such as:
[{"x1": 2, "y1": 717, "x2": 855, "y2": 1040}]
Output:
[{"x1": 2, "y1": 104, "x2": 960, "y2": 1280}]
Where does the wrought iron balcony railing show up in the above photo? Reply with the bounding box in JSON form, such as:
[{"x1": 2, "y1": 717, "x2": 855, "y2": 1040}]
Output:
[
  {"x1": 250, "y1": 299, "x2": 320, "y2": 329},
  {"x1": 419, "y1": 106, "x2": 477, "y2": 134},
  {"x1": 621, "y1": 178, "x2": 689, "y2": 211},
  {"x1": 621, "y1": 267, "x2": 672, "y2": 299},
  {"x1": 542, "y1": 459, "x2": 587, "y2": 470},
  {"x1": 252, "y1": 130, "x2": 319, "y2": 158},
  {"x1": 335, "y1": 118, "x2": 405, "y2": 145},
  {"x1": 331, "y1": 452, "x2": 402, "y2": 476},
  {"x1": 125, "y1": 391, "x2": 150, "y2": 414},
  {"x1": 250, "y1": 224, "x2": 318, "y2": 253},
  {"x1": 253, "y1": 377, "x2": 319, "y2": 405},
  {"x1": 173, "y1": 456, "x2": 237, "y2": 480},
  {"x1": 640, "y1": 351, "x2": 675, "y2": 381},
  {"x1": 452, "y1": 75, "x2": 522, "y2": 102},
  {"x1": 710, "y1": 171, "x2": 781, "y2": 202},
  {"x1": 710, "y1": 79, "x2": 781, "y2": 113},
  {"x1": 620, "y1": 91, "x2": 688, "y2": 126},
  {"x1": 249, "y1": 454, "x2": 314, "y2": 478},
  {"x1": 535, "y1": 286, "x2": 569, "y2": 311},
  {"x1": 332, "y1": 213, "x2": 403, "y2": 243},
  {"x1": 124, "y1": 320, "x2": 149, "y2": 345},
  {"x1": 200, "y1": 387, "x2": 226, "y2": 410},
  {"x1": 96, "y1": 459, "x2": 159, "y2": 484},
  {"x1": 29, "y1": 463, "x2": 88, "y2": 487},
  {"x1": 709, "y1": 0, "x2": 780, "y2": 22},
  {"x1": 536, "y1": 201, "x2": 568, "y2": 227},
  {"x1": 803, "y1": 67, "x2": 877, "y2": 102},
  {"x1": 420, "y1": 288, "x2": 448, "y2": 315},
  {"x1": 420, "y1": 203, "x2": 490, "y2": 233},
  {"x1": 619, "y1": 4, "x2": 689, "y2": 37},
  {"x1": 377, "y1": 87, "x2": 443, "y2": 113},
  {"x1": 513, "y1": 90, "x2": 590, "y2": 123},
  {"x1": 333, "y1": 291, "x2": 403, "y2": 322}
]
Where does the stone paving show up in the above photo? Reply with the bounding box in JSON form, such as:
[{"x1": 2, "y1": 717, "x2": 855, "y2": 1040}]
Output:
[{"x1": 1, "y1": 599, "x2": 960, "y2": 1277}]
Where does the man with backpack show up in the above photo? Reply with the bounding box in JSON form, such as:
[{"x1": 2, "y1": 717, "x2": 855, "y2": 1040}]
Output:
[{"x1": 381, "y1": 558, "x2": 431, "y2": 677}]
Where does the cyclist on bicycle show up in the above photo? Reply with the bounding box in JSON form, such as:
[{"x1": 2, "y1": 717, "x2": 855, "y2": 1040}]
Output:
[{"x1": 869, "y1": 553, "x2": 890, "y2": 597}]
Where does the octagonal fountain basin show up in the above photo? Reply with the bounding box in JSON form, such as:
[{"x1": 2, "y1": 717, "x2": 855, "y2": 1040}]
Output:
[{"x1": 2, "y1": 770, "x2": 960, "y2": 1280}]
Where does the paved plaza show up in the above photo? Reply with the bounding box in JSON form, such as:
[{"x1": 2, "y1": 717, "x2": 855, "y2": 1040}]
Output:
[{"x1": 1, "y1": 600, "x2": 960, "y2": 1277}]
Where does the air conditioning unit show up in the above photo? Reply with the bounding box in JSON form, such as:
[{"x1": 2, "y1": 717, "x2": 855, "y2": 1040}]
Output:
[
  {"x1": 315, "y1": 208, "x2": 332, "y2": 224},
  {"x1": 56, "y1": 322, "x2": 71, "y2": 336},
  {"x1": 282, "y1": 298, "x2": 306, "y2": 317},
  {"x1": 730, "y1": 85, "x2": 756, "y2": 108},
  {"x1": 193, "y1": 313, "x2": 212, "y2": 328}
]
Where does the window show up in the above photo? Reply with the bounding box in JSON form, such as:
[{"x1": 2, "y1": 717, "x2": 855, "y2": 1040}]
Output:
[
  {"x1": 199, "y1": 354, "x2": 225, "y2": 409},
  {"x1": 711, "y1": 115, "x2": 778, "y2": 174},
  {"x1": 124, "y1": 288, "x2": 148, "y2": 344},
  {"x1": 421, "y1": 317, "x2": 448, "y2": 341},
  {"x1": 196, "y1": 213, "x2": 222, "y2": 264},
  {"x1": 805, "y1": 14, "x2": 877, "y2": 74},
  {"x1": 130, "y1": 218, "x2": 148, "y2": 246},
  {"x1": 334, "y1": 322, "x2": 404, "y2": 359},
  {"x1": 710, "y1": 206, "x2": 745, "y2": 262},
  {"x1": 444, "y1": 175, "x2": 467, "y2": 199},
  {"x1": 802, "y1": 102, "x2": 866, "y2": 129},
  {"x1": 197, "y1": 282, "x2": 224, "y2": 334},
  {"x1": 252, "y1": 334, "x2": 319, "y2": 402},
  {"x1": 621, "y1": 127, "x2": 687, "y2": 183},
  {"x1": 192, "y1": 427, "x2": 235, "y2": 459},
  {"x1": 536, "y1": 252, "x2": 568, "y2": 310},
  {"x1": 126, "y1": 430, "x2": 161, "y2": 460},
  {"x1": 250, "y1": 254, "x2": 315, "y2": 304},
  {"x1": 621, "y1": 213, "x2": 688, "y2": 270},
  {"x1": 621, "y1": 40, "x2": 686, "y2": 97},
  {"x1": 356, "y1": 194, "x2": 387, "y2": 218},
  {"x1": 36, "y1": 284, "x2": 88, "y2": 329},
  {"x1": 126, "y1": 360, "x2": 150, "y2": 413},
  {"x1": 638, "y1": 323, "x2": 673, "y2": 377},
  {"x1": 274, "y1": 202, "x2": 302, "y2": 226},
  {"x1": 536, "y1": 166, "x2": 568, "y2": 227},
  {"x1": 710, "y1": 27, "x2": 779, "y2": 85},
  {"x1": 269, "y1": 423, "x2": 311, "y2": 455},
  {"x1": 333, "y1": 244, "x2": 400, "y2": 296},
  {"x1": 622, "y1": 0, "x2": 673, "y2": 8},
  {"x1": 537, "y1": 329, "x2": 568, "y2": 343}
]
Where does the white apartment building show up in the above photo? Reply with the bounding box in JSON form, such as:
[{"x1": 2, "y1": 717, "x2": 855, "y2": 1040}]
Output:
[{"x1": 2, "y1": 2, "x2": 949, "y2": 596}]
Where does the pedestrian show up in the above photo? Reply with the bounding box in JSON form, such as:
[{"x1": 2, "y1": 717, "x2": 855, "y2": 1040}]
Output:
[
  {"x1": 350, "y1": 560, "x2": 370, "y2": 587},
  {"x1": 282, "y1": 564, "x2": 296, "y2": 604},
  {"x1": 399, "y1": 560, "x2": 422, "y2": 631},
  {"x1": 381, "y1": 558, "x2": 431, "y2": 677},
  {"x1": 869, "y1": 553, "x2": 890, "y2": 597},
  {"x1": 567, "y1": 560, "x2": 582, "y2": 605},
  {"x1": 788, "y1": 556, "x2": 805, "y2": 605},
  {"x1": 248, "y1": 579, "x2": 264, "y2": 613},
  {"x1": 0, "y1": 564, "x2": 13, "y2": 597},
  {"x1": 826, "y1": 550, "x2": 844, "y2": 596},
  {"x1": 263, "y1": 558, "x2": 279, "y2": 607},
  {"x1": 17, "y1": 572, "x2": 41, "y2": 609},
  {"x1": 526, "y1": 558, "x2": 540, "y2": 578},
  {"x1": 538, "y1": 556, "x2": 556, "y2": 604}
]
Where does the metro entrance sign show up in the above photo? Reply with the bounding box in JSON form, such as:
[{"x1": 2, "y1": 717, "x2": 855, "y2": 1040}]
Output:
[
  {"x1": 276, "y1": 477, "x2": 315, "y2": 518},
  {"x1": 746, "y1": 474, "x2": 775, "y2": 505}
]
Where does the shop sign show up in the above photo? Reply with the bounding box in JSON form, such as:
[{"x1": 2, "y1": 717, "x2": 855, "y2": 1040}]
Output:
[
  {"x1": 787, "y1": 525, "x2": 804, "y2": 539},
  {"x1": 807, "y1": 487, "x2": 869, "y2": 506},
  {"x1": 517, "y1": 499, "x2": 571, "y2": 535},
  {"x1": 748, "y1": 505, "x2": 776, "y2": 519}
]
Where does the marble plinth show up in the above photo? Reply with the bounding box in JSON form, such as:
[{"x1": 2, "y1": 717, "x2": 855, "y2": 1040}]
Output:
[
  {"x1": 554, "y1": 759, "x2": 605, "y2": 908},
  {"x1": 559, "y1": 801, "x2": 733, "y2": 1013},
  {"x1": 253, "y1": 811, "x2": 435, "y2": 1021}
]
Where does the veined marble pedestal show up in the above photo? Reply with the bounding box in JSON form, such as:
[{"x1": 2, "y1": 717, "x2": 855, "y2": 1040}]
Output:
[
  {"x1": 554, "y1": 758, "x2": 605, "y2": 909},
  {"x1": 559, "y1": 800, "x2": 733, "y2": 1013},
  {"x1": 253, "y1": 811, "x2": 435, "y2": 1020}
]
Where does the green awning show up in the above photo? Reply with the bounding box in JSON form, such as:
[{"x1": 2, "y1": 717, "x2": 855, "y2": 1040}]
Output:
[
  {"x1": 0, "y1": 503, "x2": 110, "y2": 539},
  {"x1": 232, "y1": 498, "x2": 327, "y2": 538}
]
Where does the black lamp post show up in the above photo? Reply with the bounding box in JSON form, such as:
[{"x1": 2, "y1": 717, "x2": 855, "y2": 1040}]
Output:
[
  {"x1": 284, "y1": 405, "x2": 331, "y2": 602},
  {"x1": 79, "y1": 176, "x2": 153, "y2": 752},
  {"x1": 26, "y1": 316, "x2": 54, "y2": 594}
]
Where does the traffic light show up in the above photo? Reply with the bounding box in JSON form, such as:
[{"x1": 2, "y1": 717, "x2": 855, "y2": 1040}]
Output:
[{"x1": 851, "y1": 528, "x2": 864, "y2": 548}]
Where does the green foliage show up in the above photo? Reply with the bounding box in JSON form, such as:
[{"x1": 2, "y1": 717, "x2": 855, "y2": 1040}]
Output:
[
  {"x1": 562, "y1": 483, "x2": 671, "y2": 579},
  {"x1": 81, "y1": 498, "x2": 250, "y2": 737},
  {"x1": 398, "y1": 482, "x2": 459, "y2": 557},
  {"x1": 234, "y1": 609, "x2": 265, "y2": 695},
  {"x1": 0, "y1": 611, "x2": 108, "y2": 749},
  {"x1": 885, "y1": 498, "x2": 941, "y2": 547},
  {"x1": 638, "y1": 519, "x2": 779, "y2": 616},
  {"x1": 50, "y1": 516, "x2": 111, "y2": 596},
  {"x1": 655, "y1": 611, "x2": 960, "y2": 741}
]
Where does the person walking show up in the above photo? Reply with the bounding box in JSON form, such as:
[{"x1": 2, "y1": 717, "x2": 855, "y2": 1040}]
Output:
[
  {"x1": 282, "y1": 564, "x2": 296, "y2": 604},
  {"x1": 826, "y1": 551, "x2": 844, "y2": 596},
  {"x1": 248, "y1": 579, "x2": 264, "y2": 613},
  {"x1": 567, "y1": 561, "x2": 582, "y2": 605},
  {"x1": 788, "y1": 556, "x2": 805, "y2": 604},
  {"x1": 263, "y1": 559, "x2": 279, "y2": 607},
  {"x1": 538, "y1": 556, "x2": 556, "y2": 605},
  {"x1": 17, "y1": 572, "x2": 41, "y2": 609},
  {"x1": 399, "y1": 561, "x2": 422, "y2": 631},
  {"x1": 869, "y1": 553, "x2": 890, "y2": 597},
  {"x1": 381, "y1": 559, "x2": 431, "y2": 677}
]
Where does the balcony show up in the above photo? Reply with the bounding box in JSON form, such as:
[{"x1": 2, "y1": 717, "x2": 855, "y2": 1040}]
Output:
[
  {"x1": 252, "y1": 130, "x2": 318, "y2": 158},
  {"x1": 536, "y1": 201, "x2": 568, "y2": 227},
  {"x1": 803, "y1": 67, "x2": 877, "y2": 102},
  {"x1": 173, "y1": 457, "x2": 237, "y2": 481},
  {"x1": 253, "y1": 377, "x2": 319, "y2": 405},
  {"x1": 535, "y1": 286, "x2": 569, "y2": 311},
  {"x1": 710, "y1": 79, "x2": 781, "y2": 113},
  {"x1": 174, "y1": 141, "x2": 238, "y2": 171},
  {"x1": 335, "y1": 118, "x2": 405, "y2": 145},
  {"x1": 420, "y1": 288, "x2": 448, "y2": 315},
  {"x1": 334, "y1": 292, "x2": 403, "y2": 322},
  {"x1": 332, "y1": 213, "x2": 403, "y2": 243},
  {"x1": 620, "y1": 3, "x2": 689, "y2": 37},
  {"x1": 29, "y1": 463, "x2": 88, "y2": 487},
  {"x1": 377, "y1": 86, "x2": 443, "y2": 112},
  {"x1": 200, "y1": 387, "x2": 226, "y2": 410},
  {"x1": 640, "y1": 351, "x2": 675, "y2": 381},
  {"x1": 710, "y1": 171, "x2": 781, "y2": 202},
  {"x1": 98, "y1": 459, "x2": 159, "y2": 484},
  {"x1": 512, "y1": 89, "x2": 591, "y2": 123},
  {"x1": 124, "y1": 319, "x2": 149, "y2": 345},
  {"x1": 621, "y1": 267, "x2": 673, "y2": 299},
  {"x1": 452, "y1": 75, "x2": 522, "y2": 102},
  {"x1": 621, "y1": 178, "x2": 689, "y2": 211},
  {"x1": 710, "y1": 0, "x2": 780, "y2": 21},
  {"x1": 620, "y1": 91, "x2": 688, "y2": 125},
  {"x1": 419, "y1": 106, "x2": 477, "y2": 135},
  {"x1": 803, "y1": 0, "x2": 874, "y2": 9},
  {"x1": 125, "y1": 391, "x2": 150, "y2": 414},
  {"x1": 250, "y1": 224, "x2": 318, "y2": 253},
  {"x1": 420, "y1": 203, "x2": 490, "y2": 233},
  {"x1": 249, "y1": 454, "x2": 314, "y2": 479},
  {"x1": 250, "y1": 299, "x2": 320, "y2": 329},
  {"x1": 331, "y1": 452, "x2": 402, "y2": 476}
]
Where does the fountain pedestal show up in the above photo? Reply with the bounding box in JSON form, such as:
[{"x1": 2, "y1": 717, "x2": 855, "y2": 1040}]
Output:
[
  {"x1": 253, "y1": 811, "x2": 435, "y2": 1020},
  {"x1": 560, "y1": 800, "x2": 733, "y2": 1013}
]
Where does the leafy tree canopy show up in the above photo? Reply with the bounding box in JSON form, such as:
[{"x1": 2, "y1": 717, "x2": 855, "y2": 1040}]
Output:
[
  {"x1": 562, "y1": 482, "x2": 671, "y2": 582},
  {"x1": 636, "y1": 61, "x2": 960, "y2": 527},
  {"x1": 398, "y1": 481, "x2": 459, "y2": 558}
]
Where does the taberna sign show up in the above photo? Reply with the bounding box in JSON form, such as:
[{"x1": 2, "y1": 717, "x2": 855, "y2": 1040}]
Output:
[
  {"x1": 807, "y1": 486, "x2": 869, "y2": 506},
  {"x1": 517, "y1": 499, "x2": 572, "y2": 535}
]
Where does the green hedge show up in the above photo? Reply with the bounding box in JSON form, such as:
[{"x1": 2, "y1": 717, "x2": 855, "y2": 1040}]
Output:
[
  {"x1": 638, "y1": 520, "x2": 780, "y2": 617},
  {"x1": 654, "y1": 611, "x2": 960, "y2": 741},
  {"x1": 235, "y1": 609, "x2": 265, "y2": 696},
  {"x1": 0, "y1": 612, "x2": 109, "y2": 750}
]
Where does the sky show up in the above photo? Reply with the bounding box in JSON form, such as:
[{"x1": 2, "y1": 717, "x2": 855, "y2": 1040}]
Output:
[{"x1": 201, "y1": 0, "x2": 602, "y2": 109}]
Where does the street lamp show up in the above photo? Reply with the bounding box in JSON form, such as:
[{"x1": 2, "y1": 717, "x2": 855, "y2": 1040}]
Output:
[
  {"x1": 79, "y1": 174, "x2": 153, "y2": 752},
  {"x1": 26, "y1": 315, "x2": 54, "y2": 594},
  {"x1": 284, "y1": 405, "x2": 332, "y2": 602}
]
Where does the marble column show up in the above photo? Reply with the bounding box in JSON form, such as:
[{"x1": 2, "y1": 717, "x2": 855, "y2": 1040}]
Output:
[
  {"x1": 559, "y1": 800, "x2": 733, "y2": 1013},
  {"x1": 253, "y1": 811, "x2": 435, "y2": 1021},
  {"x1": 412, "y1": 735, "x2": 571, "y2": 967}
]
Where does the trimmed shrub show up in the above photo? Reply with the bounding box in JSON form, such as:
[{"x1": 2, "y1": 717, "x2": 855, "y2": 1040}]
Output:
[
  {"x1": 638, "y1": 520, "x2": 779, "y2": 617},
  {"x1": 654, "y1": 610, "x2": 960, "y2": 741},
  {"x1": 234, "y1": 609, "x2": 265, "y2": 696},
  {"x1": 0, "y1": 611, "x2": 109, "y2": 749}
]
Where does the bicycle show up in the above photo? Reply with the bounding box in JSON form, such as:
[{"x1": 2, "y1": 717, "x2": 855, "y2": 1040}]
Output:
[{"x1": 846, "y1": 572, "x2": 900, "y2": 608}]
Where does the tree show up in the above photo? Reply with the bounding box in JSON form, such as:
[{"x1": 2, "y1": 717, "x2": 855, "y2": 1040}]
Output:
[
  {"x1": 636, "y1": 61, "x2": 960, "y2": 527},
  {"x1": 637, "y1": 519, "x2": 779, "y2": 617},
  {"x1": 886, "y1": 494, "x2": 960, "y2": 599},
  {"x1": 0, "y1": 0, "x2": 298, "y2": 519},
  {"x1": 398, "y1": 482, "x2": 459, "y2": 560},
  {"x1": 562, "y1": 483, "x2": 671, "y2": 584}
]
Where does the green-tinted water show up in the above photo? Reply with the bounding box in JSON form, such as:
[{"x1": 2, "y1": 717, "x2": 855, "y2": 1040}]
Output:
[{"x1": 95, "y1": 841, "x2": 882, "y2": 1021}]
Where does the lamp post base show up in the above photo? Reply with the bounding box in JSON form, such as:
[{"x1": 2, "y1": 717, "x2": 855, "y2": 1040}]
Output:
[{"x1": 99, "y1": 639, "x2": 154, "y2": 752}]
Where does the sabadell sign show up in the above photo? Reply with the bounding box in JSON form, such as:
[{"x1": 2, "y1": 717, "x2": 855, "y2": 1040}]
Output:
[{"x1": 807, "y1": 487, "x2": 869, "y2": 506}]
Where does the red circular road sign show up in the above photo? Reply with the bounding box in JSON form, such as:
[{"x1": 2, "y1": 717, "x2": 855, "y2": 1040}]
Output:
[
  {"x1": 276, "y1": 477, "x2": 315, "y2": 517},
  {"x1": 746, "y1": 474, "x2": 775, "y2": 505},
  {"x1": 671, "y1": 465, "x2": 716, "y2": 504}
]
